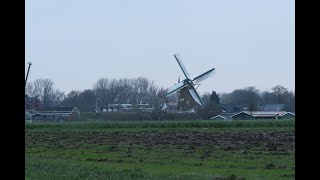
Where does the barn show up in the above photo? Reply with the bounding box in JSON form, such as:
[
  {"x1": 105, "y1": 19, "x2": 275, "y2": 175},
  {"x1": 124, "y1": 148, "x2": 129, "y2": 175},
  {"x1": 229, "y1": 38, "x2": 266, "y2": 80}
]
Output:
[
  {"x1": 29, "y1": 107, "x2": 80, "y2": 122},
  {"x1": 280, "y1": 112, "x2": 295, "y2": 119},
  {"x1": 231, "y1": 111, "x2": 295, "y2": 120}
]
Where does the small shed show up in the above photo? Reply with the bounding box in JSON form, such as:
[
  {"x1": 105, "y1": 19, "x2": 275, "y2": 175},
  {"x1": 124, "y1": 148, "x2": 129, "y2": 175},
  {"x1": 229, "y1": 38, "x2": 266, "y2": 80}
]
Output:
[{"x1": 30, "y1": 106, "x2": 80, "y2": 122}]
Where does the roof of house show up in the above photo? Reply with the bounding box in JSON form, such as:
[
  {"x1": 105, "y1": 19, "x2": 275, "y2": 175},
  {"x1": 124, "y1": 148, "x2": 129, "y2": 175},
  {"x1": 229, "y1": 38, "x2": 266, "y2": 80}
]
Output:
[
  {"x1": 283, "y1": 112, "x2": 295, "y2": 116},
  {"x1": 210, "y1": 115, "x2": 227, "y2": 120},
  {"x1": 34, "y1": 106, "x2": 77, "y2": 112},
  {"x1": 258, "y1": 104, "x2": 285, "y2": 111},
  {"x1": 231, "y1": 111, "x2": 291, "y2": 118},
  {"x1": 210, "y1": 112, "x2": 235, "y2": 120},
  {"x1": 163, "y1": 99, "x2": 178, "y2": 108}
]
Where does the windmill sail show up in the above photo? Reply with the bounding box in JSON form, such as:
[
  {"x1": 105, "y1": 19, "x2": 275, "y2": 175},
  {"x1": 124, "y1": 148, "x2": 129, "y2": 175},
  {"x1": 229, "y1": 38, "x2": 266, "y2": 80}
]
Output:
[
  {"x1": 193, "y1": 68, "x2": 215, "y2": 84},
  {"x1": 188, "y1": 87, "x2": 205, "y2": 107},
  {"x1": 161, "y1": 103, "x2": 168, "y2": 111},
  {"x1": 166, "y1": 81, "x2": 188, "y2": 96},
  {"x1": 174, "y1": 54, "x2": 190, "y2": 79}
]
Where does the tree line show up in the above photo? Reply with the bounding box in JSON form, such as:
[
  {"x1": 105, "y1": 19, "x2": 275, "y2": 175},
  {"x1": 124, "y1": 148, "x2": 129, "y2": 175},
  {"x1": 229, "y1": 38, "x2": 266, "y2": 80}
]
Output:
[
  {"x1": 25, "y1": 77, "x2": 295, "y2": 115},
  {"x1": 198, "y1": 85, "x2": 295, "y2": 119},
  {"x1": 26, "y1": 77, "x2": 167, "y2": 112}
]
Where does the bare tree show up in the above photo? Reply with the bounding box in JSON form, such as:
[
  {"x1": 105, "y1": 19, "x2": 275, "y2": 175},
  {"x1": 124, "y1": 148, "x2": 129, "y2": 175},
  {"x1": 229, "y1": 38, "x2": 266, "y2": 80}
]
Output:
[
  {"x1": 133, "y1": 77, "x2": 150, "y2": 104},
  {"x1": 243, "y1": 86, "x2": 260, "y2": 111},
  {"x1": 115, "y1": 78, "x2": 133, "y2": 104},
  {"x1": 26, "y1": 78, "x2": 65, "y2": 107},
  {"x1": 51, "y1": 89, "x2": 65, "y2": 106},
  {"x1": 25, "y1": 82, "x2": 35, "y2": 97},
  {"x1": 93, "y1": 77, "x2": 111, "y2": 108},
  {"x1": 270, "y1": 85, "x2": 291, "y2": 104},
  {"x1": 93, "y1": 77, "x2": 168, "y2": 110},
  {"x1": 271, "y1": 85, "x2": 289, "y2": 95},
  {"x1": 60, "y1": 90, "x2": 80, "y2": 107}
]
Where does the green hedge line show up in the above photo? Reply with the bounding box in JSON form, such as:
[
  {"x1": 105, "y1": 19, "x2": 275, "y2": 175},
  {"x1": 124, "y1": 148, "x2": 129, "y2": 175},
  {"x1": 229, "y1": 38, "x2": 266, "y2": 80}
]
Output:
[
  {"x1": 25, "y1": 119, "x2": 295, "y2": 130},
  {"x1": 79, "y1": 112, "x2": 199, "y2": 121}
]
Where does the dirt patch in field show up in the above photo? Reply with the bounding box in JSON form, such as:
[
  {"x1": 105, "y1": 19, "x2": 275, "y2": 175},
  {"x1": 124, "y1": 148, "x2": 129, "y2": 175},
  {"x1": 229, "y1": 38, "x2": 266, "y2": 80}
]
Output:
[{"x1": 25, "y1": 128, "x2": 295, "y2": 152}]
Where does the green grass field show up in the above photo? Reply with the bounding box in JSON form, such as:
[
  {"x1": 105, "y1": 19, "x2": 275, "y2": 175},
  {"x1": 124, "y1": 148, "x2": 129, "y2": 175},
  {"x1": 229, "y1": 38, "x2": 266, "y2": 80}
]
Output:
[{"x1": 25, "y1": 120, "x2": 295, "y2": 180}]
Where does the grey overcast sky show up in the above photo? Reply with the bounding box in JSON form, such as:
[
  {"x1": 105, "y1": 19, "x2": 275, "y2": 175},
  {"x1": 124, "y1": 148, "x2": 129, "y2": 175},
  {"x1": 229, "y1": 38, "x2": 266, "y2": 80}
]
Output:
[{"x1": 26, "y1": 0, "x2": 295, "y2": 95}]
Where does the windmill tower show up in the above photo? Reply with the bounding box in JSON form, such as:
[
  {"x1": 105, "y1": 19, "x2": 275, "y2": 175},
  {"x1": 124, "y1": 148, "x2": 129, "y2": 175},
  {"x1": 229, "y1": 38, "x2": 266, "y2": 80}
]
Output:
[
  {"x1": 166, "y1": 54, "x2": 215, "y2": 111},
  {"x1": 177, "y1": 86, "x2": 199, "y2": 111},
  {"x1": 176, "y1": 71, "x2": 196, "y2": 111}
]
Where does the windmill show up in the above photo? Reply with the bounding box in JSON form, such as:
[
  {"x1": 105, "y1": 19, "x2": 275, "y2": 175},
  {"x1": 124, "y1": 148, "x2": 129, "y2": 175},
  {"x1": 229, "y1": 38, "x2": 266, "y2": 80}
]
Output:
[{"x1": 165, "y1": 54, "x2": 215, "y2": 110}]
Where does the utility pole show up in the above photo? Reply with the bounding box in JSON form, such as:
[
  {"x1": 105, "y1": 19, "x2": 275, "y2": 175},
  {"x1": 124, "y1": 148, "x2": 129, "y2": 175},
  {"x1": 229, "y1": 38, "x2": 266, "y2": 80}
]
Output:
[
  {"x1": 25, "y1": 62, "x2": 32, "y2": 88},
  {"x1": 96, "y1": 98, "x2": 100, "y2": 112}
]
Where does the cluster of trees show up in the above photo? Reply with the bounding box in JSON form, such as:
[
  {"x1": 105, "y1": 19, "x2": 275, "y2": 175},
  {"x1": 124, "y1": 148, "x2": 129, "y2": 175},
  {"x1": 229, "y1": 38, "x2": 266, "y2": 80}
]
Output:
[
  {"x1": 26, "y1": 77, "x2": 167, "y2": 112},
  {"x1": 197, "y1": 85, "x2": 295, "y2": 118},
  {"x1": 26, "y1": 77, "x2": 295, "y2": 115},
  {"x1": 219, "y1": 85, "x2": 295, "y2": 111},
  {"x1": 26, "y1": 78, "x2": 65, "y2": 107},
  {"x1": 92, "y1": 77, "x2": 167, "y2": 110}
]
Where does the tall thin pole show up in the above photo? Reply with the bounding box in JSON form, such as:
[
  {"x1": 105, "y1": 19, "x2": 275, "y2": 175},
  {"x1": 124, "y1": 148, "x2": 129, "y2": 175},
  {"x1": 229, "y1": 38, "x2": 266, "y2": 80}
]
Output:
[
  {"x1": 96, "y1": 98, "x2": 100, "y2": 112},
  {"x1": 25, "y1": 62, "x2": 32, "y2": 88},
  {"x1": 96, "y1": 98, "x2": 98, "y2": 112}
]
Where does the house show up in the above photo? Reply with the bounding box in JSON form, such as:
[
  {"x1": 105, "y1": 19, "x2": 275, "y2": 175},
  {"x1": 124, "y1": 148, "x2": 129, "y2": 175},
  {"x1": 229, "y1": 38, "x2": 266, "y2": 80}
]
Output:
[
  {"x1": 29, "y1": 106, "x2": 80, "y2": 122},
  {"x1": 161, "y1": 99, "x2": 178, "y2": 112},
  {"x1": 108, "y1": 104, "x2": 123, "y2": 112},
  {"x1": 107, "y1": 103, "x2": 155, "y2": 112},
  {"x1": 210, "y1": 113, "x2": 235, "y2": 120},
  {"x1": 135, "y1": 103, "x2": 155, "y2": 112},
  {"x1": 231, "y1": 111, "x2": 295, "y2": 120}
]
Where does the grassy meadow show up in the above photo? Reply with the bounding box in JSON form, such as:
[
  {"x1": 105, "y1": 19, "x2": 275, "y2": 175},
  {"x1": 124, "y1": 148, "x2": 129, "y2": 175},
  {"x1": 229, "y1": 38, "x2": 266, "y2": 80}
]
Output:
[{"x1": 25, "y1": 120, "x2": 295, "y2": 180}]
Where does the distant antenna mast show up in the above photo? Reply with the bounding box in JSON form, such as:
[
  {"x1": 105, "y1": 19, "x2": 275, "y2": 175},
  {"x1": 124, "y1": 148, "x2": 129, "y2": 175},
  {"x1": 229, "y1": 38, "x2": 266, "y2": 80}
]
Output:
[{"x1": 25, "y1": 62, "x2": 32, "y2": 88}]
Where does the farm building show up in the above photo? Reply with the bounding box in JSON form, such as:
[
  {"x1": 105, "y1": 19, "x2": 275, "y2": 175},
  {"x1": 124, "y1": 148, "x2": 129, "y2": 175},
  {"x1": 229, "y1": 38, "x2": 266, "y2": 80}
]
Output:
[
  {"x1": 231, "y1": 111, "x2": 295, "y2": 120},
  {"x1": 28, "y1": 106, "x2": 80, "y2": 122},
  {"x1": 161, "y1": 99, "x2": 179, "y2": 112},
  {"x1": 107, "y1": 103, "x2": 155, "y2": 112},
  {"x1": 210, "y1": 113, "x2": 235, "y2": 120}
]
